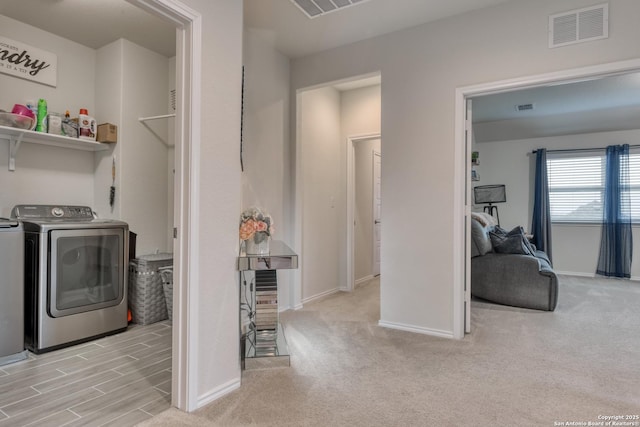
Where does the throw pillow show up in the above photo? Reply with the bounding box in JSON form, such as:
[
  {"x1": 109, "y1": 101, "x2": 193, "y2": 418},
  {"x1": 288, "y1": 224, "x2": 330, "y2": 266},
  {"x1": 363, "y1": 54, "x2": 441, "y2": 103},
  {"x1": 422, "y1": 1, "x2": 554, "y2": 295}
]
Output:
[
  {"x1": 470, "y1": 218, "x2": 492, "y2": 257},
  {"x1": 489, "y1": 226, "x2": 533, "y2": 255},
  {"x1": 507, "y1": 226, "x2": 537, "y2": 255}
]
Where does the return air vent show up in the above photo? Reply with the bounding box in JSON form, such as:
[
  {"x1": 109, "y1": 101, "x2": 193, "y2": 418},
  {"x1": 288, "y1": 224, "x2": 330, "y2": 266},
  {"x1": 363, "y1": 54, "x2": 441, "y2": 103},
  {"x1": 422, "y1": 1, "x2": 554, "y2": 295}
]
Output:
[
  {"x1": 515, "y1": 103, "x2": 535, "y2": 112},
  {"x1": 549, "y1": 3, "x2": 608, "y2": 48},
  {"x1": 291, "y1": 0, "x2": 371, "y2": 19}
]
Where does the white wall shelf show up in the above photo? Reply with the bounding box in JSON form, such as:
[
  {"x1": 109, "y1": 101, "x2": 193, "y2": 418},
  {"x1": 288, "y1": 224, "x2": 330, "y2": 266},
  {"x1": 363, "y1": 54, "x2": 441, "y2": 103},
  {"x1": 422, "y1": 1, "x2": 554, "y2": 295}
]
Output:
[
  {"x1": 138, "y1": 114, "x2": 175, "y2": 122},
  {"x1": 0, "y1": 125, "x2": 110, "y2": 171}
]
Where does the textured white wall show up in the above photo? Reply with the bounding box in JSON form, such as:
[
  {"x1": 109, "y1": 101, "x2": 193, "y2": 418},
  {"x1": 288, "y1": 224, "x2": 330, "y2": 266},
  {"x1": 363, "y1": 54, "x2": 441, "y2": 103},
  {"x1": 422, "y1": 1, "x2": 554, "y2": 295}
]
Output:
[
  {"x1": 94, "y1": 39, "x2": 172, "y2": 259},
  {"x1": 94, "y1": 40, "x2": 123, "y2": 222},
  {"x1": 179, "y1": 0, "x2": 243, "y2": 403},
  {"x1": 474, "y1": 128, "x2": 640, "y2": 278},
  {"x1": 109, "y1": 39, "x2": 170, "y2": 255},
  {"x1": 300, "y1": 86, "x2": 342, "y2": 301},
  {"x1": 290, "y1": 0, "x2": 640, "y2": 336},
  {"x1": 341, "y1": 85, "x2": 381, "y2": 139},
  {"x1": 242, "y1": 29, "x2": 292, "y2": 309},
  {"x1": 0, "y1": 14, "x2": 96, "y2": 216}
]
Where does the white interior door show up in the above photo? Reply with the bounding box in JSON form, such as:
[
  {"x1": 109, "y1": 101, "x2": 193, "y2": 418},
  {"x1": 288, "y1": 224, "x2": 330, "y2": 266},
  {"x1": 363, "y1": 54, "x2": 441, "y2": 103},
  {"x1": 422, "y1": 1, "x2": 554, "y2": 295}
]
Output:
[{"x1": 373, "y1": 151, "x2": 382, "y2": 276}]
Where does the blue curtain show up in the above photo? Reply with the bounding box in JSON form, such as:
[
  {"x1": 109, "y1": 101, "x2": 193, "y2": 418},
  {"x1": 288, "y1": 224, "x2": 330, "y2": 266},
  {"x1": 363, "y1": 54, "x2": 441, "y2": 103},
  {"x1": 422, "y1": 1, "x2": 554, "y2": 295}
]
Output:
[
  {"x1": 531, "y1": 149, "x2": 552, "y2": 263},
  {"x1": 596, "y1": 144, "x2": 633, "y2": 278}
]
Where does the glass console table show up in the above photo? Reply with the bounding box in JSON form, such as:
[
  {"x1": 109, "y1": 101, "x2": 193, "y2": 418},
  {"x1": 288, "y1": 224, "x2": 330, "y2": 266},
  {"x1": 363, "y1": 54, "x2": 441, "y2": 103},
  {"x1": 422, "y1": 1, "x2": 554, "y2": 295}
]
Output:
[{"x1": 237, "y1": 240, "x2": 298, "y2": 370}]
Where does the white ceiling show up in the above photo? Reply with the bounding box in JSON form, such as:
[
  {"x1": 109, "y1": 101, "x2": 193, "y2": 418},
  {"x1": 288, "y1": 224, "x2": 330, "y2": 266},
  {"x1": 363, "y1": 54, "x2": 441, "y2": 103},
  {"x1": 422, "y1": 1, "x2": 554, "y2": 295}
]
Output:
[
  {"x1": 473, "y1": 72, "x2": 640, "y2": 122},
  {"x1": 2, "y1": 0, "x2": 639, "y2": 141},
  {"x1": 0, "y1": 1, "x2": 176, "y2": 58},
  {"x1": 472, "y1": 71, "x2": 640, "y2": 142},
  {"x1": 244, "y1": 0, "x2": 513, "y2": 58},
  {"x1": 0, "y1": 0, "x2": 513, "y2": 60}
]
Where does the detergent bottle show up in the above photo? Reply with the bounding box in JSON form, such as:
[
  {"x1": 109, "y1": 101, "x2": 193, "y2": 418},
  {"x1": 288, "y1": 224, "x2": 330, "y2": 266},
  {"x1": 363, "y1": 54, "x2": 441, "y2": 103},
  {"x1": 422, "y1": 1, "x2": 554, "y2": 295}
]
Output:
[
  {"x1": 35, "y1": 99, "x2": 47, "y2": 132},
  {"x1": 78, "y1": 108, "x2": 97, "y2": 141}
]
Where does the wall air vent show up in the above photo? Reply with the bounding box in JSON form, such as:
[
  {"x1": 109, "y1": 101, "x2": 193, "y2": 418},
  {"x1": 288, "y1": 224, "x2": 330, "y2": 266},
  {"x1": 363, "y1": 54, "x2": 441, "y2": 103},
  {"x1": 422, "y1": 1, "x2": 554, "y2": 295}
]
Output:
[
  {"x1": 291, "y1": 0, "x2": 371, "y2": 19},
  {"x1": 169, "y1": 89, "x2": 176, "y2": 111},
  {"x1": 549, "y1": 3, "x2": 608, "y2": 48},
  {"x1": 515, "y1": 103, "x2": 535, "y2": 112}
]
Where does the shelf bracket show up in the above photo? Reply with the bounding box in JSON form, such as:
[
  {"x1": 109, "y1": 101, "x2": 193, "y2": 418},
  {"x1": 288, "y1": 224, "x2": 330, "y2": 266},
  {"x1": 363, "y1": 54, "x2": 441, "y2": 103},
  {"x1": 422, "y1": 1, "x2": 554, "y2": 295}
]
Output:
[
  {"x1": 138, "y1": 114, "x2": 175, "y2": 147},
  {"x1": 8, "y1": 133, "x2": 24, "y2": 172}
]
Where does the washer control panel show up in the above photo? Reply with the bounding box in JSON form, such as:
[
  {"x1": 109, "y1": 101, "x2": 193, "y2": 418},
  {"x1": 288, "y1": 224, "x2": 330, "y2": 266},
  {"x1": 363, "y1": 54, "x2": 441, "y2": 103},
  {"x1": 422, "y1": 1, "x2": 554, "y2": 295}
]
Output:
[{"x1": 11, "y1": 205, "x2": 94, "y2": 220}]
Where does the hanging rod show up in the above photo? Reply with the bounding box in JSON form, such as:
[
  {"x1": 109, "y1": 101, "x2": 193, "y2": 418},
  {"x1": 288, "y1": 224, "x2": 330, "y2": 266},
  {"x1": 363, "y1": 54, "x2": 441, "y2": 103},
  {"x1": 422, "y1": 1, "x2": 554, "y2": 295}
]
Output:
[
  {"x1": 532, "y1": 144, "x2": 640, "y2": 154},
  {"x1": 138, "y1": 114, "x2": 176, "y2": 122}
]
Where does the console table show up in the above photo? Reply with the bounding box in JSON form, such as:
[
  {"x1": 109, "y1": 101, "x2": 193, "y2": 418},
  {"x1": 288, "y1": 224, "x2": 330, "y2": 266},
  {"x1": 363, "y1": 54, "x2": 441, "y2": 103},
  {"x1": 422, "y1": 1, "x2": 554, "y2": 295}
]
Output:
[{"x1": 237, "y1": 240, "x2": 298, "y2": 370}]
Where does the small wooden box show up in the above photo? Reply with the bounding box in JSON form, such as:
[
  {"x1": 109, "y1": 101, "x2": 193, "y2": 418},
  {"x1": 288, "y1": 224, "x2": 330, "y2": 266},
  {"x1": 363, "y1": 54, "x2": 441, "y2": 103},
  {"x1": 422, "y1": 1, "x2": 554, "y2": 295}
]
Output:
[{"x1": 97, "y1": 123, "x2": 117, "y2": 143}]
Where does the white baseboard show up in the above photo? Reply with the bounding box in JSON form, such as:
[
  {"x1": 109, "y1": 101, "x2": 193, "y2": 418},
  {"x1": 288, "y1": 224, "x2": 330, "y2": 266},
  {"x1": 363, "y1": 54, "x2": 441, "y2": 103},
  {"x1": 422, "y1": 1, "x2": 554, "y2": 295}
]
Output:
[
  {"x1": 197, "y1": 377, "x2": 241, "y2": 409},
  {"x1": 558, "y1": 271, "x2": 640, "y2": 281},
  {"x1": 301, "y1": 288, "x2": 340, "y2": 305},
  {"x1": 556, "y1": 271, "x2": 595, "y2": 278},
  {"x1": 378, "y1": 320, "x2": 454, "y2": 339},
  {"x1": 355, "y1": 275, "x2": 375, "y2": 287}
]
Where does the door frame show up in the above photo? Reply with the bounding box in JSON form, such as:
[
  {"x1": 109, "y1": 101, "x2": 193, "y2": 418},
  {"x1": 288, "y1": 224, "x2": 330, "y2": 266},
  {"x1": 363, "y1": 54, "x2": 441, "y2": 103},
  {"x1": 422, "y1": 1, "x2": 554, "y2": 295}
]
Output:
[
  {"x1": 346, "y1": 133, "x2": 381, "y2": 291},
  {"x1": 453, "y1": 58, "x2": 640, "y2": 339},
  {"x1": 128, "y1": 0, "x2": 201, "y2": 411},
  {"x1": 372, "y1": 149, "x2": 381, "y2": 277}
]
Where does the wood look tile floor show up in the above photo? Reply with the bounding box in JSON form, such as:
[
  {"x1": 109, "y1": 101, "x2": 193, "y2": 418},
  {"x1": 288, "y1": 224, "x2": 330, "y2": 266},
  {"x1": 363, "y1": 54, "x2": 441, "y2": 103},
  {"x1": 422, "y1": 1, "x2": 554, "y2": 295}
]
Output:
[{"x1": 0, "y1": 321, "x2": 172, "y2": 427}]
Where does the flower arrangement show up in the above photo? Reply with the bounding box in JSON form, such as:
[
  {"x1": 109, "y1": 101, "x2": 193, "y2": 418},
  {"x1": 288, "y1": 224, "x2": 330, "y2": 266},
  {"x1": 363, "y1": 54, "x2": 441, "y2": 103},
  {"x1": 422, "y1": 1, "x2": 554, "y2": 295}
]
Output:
[{"x1": 239, "y1": 207, "x2": 273, "y2": 244}]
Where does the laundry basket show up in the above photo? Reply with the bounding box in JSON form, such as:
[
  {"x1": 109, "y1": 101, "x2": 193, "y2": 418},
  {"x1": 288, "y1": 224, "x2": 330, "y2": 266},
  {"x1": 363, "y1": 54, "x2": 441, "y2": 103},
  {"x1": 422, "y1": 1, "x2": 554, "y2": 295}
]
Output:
[
  {"x1": 158, "y1": 266, "x2": 173, "y2": 321},
  {"x1": 129, "y1": 253, "x2": 173, "y2": 325}
]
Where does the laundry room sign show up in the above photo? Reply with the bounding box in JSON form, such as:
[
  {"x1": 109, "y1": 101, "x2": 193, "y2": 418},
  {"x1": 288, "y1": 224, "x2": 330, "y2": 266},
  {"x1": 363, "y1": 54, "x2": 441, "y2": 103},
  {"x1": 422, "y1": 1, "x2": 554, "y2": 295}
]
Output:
[{"x1": 0, "y1": 36, "x2": 57, "y2": 87}]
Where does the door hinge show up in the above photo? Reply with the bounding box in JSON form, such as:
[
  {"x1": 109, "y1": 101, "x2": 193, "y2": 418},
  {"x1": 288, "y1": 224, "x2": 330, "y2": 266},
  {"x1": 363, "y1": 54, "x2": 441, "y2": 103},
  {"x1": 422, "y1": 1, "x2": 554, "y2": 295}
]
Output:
[{"x1": 173, "y1": 227, "x2": 177, "y2": 238}]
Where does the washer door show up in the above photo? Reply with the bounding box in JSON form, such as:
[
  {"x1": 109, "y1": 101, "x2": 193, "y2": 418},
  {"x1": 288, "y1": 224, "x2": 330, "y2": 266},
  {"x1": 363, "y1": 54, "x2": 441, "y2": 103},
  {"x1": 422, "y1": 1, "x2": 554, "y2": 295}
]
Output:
[{"x1": 49, "y1": 228, "x2": 125, "y2": 317}]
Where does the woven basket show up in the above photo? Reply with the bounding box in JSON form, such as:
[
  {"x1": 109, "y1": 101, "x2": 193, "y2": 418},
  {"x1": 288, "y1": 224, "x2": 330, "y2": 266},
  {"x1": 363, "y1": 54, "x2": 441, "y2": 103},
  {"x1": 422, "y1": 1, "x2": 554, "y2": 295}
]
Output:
[
  {"x1": 159, "y1": 267, "x2": 173, "y2": 321},
  {"x1": 129, "y1": 253, "x2": 173, "y2": 325}
]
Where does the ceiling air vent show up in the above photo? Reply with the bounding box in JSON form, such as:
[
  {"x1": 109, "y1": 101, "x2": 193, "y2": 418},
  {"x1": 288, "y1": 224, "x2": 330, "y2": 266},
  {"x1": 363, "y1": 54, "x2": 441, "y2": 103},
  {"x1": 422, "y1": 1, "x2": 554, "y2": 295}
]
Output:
[
  {"x1": 291, "y1": 0, "x2": 371, "y2": 19},
  {"x1": 515, "y1": 103, "x2": 535, "y2": 112},
  {"x1": 549, "y1": 3, "x2": 608, "y2": 48}
]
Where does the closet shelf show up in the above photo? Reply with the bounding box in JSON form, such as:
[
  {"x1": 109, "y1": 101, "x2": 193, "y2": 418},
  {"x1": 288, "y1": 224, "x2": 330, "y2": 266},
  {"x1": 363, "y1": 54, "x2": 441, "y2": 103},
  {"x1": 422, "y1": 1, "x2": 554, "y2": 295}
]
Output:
[
  {"x1": 0, "y1": 125, "x2": 109, "y2": 171},
  {"x1": 138, "y1": 114, "x2": 175, "y2": 122}
]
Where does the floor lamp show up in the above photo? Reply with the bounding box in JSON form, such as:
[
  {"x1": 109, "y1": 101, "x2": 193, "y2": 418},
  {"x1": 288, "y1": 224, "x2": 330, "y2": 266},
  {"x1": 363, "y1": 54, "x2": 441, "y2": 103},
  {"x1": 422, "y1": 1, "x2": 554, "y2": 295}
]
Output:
[{"x1": 473, "y1": 184, "x2": 506, "y2": 226}]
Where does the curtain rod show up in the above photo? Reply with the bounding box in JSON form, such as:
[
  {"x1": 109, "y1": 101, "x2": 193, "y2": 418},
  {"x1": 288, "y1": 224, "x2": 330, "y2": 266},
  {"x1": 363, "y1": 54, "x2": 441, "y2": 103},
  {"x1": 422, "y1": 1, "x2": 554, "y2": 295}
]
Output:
[{"x1": 532, "y1": 144, "x2": 640, "y2": 154}]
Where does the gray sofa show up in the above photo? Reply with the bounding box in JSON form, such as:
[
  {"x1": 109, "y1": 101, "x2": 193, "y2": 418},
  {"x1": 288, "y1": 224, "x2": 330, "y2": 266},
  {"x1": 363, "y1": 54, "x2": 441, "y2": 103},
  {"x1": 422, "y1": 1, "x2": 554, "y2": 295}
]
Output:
[{"x1": 470, "y1": 215, "x2": 558, "y2": 311}]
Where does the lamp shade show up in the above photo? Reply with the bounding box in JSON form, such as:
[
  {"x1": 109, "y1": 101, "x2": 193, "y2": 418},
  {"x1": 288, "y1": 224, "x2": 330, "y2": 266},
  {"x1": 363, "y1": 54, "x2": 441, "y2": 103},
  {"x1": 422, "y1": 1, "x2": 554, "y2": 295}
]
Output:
[{"x1": 474, "y1": 185, "x2": 506, "y2": 204}]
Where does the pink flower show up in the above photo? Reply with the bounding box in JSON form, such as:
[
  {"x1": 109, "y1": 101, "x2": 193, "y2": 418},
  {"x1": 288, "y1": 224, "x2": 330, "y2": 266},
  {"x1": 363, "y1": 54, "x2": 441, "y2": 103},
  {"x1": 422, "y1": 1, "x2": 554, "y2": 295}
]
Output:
[
  {"x1": 255, "y1": 221, "x2": 268, "y2": 232},
  {"x1": 239, "y1": 220, "x2": 256, "y2": 240}
]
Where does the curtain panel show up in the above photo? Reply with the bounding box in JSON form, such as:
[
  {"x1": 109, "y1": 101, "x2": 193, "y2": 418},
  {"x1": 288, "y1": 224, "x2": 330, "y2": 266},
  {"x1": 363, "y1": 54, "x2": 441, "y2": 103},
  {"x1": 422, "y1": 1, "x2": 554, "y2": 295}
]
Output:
[
  {"x1": 596, "y1": 144, "x2": 633, "y2": 278},
  {"x1": 531, "y1": 149, "x2": 553, "y2": 263}
]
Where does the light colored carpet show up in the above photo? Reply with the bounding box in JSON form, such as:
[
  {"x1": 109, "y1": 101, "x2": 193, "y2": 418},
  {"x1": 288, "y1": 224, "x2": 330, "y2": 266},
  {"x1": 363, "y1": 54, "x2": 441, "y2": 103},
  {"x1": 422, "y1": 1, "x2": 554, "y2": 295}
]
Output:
[{"x1": 137, "y1": 275, "x2": 640, "y2": 426}]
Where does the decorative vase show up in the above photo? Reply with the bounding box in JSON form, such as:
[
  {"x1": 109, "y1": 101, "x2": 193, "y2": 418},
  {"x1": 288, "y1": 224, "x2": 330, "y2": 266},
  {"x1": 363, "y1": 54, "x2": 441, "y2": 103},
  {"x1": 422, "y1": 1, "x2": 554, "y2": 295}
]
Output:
[{"x1": 245, "y1": 237, "x2": 270, "y2": 255}]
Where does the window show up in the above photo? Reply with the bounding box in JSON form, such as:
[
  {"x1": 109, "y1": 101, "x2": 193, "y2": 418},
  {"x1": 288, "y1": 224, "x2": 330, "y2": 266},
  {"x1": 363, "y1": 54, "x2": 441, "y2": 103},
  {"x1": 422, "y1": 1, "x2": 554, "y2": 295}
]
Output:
[
  {"x1": 547, "y1": 151, "x2": 640, "y2": 223},
  {"x1": 627, "y1": 154, "x2": 640, "y2": 220},
  {"x1": 548, "y1": 154, "x2": 603, "y2": 222}
]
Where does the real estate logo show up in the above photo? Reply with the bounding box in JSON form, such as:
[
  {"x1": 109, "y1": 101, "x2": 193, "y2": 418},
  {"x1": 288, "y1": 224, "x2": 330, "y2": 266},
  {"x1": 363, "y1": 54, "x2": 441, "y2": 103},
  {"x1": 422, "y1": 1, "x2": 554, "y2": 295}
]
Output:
[{"x1": 0, "y1": 35, "x2": 57, "y2": 87}]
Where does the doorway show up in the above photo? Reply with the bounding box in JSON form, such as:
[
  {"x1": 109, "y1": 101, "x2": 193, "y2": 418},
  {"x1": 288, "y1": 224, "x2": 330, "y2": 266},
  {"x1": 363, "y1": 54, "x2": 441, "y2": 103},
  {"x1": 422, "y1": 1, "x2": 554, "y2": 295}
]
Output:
[
  {"x1": 454, "y1": 58, "x2": 640, "y2": 339},
  {"x1": 347, "y1": 135, "x2": 382, "y2": 291},
  {"x1": 295, "y1": 74, "x2": 381, "y2": 307},
  {"x1": 128, "y1": 0, "x2": 200, "y2": 411}
]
